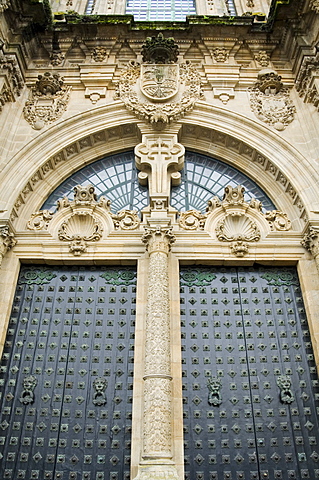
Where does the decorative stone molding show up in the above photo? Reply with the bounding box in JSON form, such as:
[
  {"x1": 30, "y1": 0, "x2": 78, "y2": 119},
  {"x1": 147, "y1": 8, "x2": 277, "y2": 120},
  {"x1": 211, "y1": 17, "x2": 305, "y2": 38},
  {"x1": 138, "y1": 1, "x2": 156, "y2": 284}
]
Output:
[
  {"x1": 212, "y1": 47, "x2": 228, "y2": 63},
  {"x1": 115, "y1": 35, "x2": 203, "y2": 129},
  {"x1": 135, "y1": 134, "x2": 185, "y2": 209},
  {"x1": 295, "y1": 52, "x2": 319, "y2": 112},
  {"x1": 254, "y1": 50, "x2": 270, "y2": 68},
  {"x1": 50, "y1": 51, "x2": 65, "y2": 67},
  {"x1": 135, "y1": 225, "x2": 179, "y2": 480},
  {"x1": 249, "y1": 69, "x2": 295, "y2": 131},
  {"x1": 0, "y1": 225, "x2": 16, "y2": 265},
  {"x1": 91, "y1": 47, "x2": 107, "y2": 62},
  {"x1": 179, "y1": 185, "x2": 292, "y2": 257},
  {"x1": 0, "y1": 50, "x2": 24, "y2": 111},
  {"x1": 23, "y1": 72, "x2": 71, "y2": 130}
]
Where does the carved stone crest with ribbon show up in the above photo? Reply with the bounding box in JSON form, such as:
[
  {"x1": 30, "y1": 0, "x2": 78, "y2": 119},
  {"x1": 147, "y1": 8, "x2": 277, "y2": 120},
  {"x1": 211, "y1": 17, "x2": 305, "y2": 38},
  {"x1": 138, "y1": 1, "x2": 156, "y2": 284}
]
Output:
[{"x1": 115, "y1": 33, "x2": 203, "y2": 129}]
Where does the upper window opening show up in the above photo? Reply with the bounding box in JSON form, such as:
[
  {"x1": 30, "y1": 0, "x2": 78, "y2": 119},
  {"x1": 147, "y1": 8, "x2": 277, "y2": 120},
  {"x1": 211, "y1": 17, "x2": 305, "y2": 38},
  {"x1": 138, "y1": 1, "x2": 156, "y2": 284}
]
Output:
[
  {"x1": 41, "y1": 151, "x2": 275, "y2": 214},
  {"x1": 125, "y1": 0, "x2": 196, "y2": 21}
]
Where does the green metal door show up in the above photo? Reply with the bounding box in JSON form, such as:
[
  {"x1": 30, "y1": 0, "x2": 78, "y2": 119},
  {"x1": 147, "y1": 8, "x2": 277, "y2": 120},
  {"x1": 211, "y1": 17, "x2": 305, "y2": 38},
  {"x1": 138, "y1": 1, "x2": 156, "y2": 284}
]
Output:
[
  {"x1": 180, "y1": 266, "x2": 319, "y2": 480},
  {"x1": 0, "y1": 265, "x2": 136, "y2": 480}
]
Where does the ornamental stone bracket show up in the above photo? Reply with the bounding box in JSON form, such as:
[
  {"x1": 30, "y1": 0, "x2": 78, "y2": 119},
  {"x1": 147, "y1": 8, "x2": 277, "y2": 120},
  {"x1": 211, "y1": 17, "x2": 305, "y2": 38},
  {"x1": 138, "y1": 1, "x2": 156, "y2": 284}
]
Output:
[
  {"x1": 0, "y1": 224, "x2": 16, "y2": 266},
  {"x1": 135, "y1": 133, "x2": 185, "y2": 217},
  {"x1": 133, "y1": 225, "x2": 180, "y2": 480},
  {"x1": 179, "y1": 185, "x2": 292, "y2": 257},
  {"x1": 115, "y1": 33, "x2": 203, "y2": 129},
  {"x1": 27, "y1": 184, "x2": 141, "y2": 255},
  {"x1": 295, "y1": 52, "x2": 319, "y2": 112},
  {"x1": 248, "y1": 69, "x2": 295, "y2": 131},
  {"x1": 23, "y1": 72, "x2": 71, "y2": 130}
]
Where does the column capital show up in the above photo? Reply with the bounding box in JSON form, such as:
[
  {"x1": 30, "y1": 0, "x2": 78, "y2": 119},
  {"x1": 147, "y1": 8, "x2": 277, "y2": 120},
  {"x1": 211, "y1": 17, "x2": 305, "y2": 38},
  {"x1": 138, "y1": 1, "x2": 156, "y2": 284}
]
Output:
[
  {"x1": 142, "y1": 225, "x2": 176, "y2": 255},
  {"x1": 301, "y1": 227, "x2": 319, "y2": 258},
  {"x1": 0, "y1": 225, "x2": 16, "y2": 265}
]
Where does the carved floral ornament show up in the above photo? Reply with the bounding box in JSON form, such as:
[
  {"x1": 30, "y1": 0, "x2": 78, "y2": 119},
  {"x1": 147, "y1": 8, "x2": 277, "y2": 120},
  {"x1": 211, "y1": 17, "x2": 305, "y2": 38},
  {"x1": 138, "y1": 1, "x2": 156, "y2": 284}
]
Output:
[
  {"x1": 249, "y1": 69, "x2": 295, "y2": 131},
  {"x1": 179, "y1": 185, "x2": 292, "y2": 257},
  {"x1": 115, "y1": 34, "x2": 203, "y2": 129},
  {"x1": 27, "y1": 184, "x2": 141, "y2": 255}
]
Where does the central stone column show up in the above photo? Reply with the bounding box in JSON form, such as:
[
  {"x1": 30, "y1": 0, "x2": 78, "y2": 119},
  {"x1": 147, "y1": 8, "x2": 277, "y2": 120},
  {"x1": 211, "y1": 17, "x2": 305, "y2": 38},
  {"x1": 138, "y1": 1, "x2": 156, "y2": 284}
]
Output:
[{"x1": 135, "y1": 225, "x2": 179, "y2": 480}]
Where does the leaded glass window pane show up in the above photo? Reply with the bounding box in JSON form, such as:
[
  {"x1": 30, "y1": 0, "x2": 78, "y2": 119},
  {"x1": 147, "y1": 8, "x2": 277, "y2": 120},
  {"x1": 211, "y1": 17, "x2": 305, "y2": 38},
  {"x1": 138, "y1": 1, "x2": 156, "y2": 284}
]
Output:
[
  {"x1": 171, "y1": 152, "x2": 275, "y2": 212},
  {"x1": 125, "y1": 0, "x2": 196, "y2": 21},
  {"x1": 41, "y1": 151, "x2": 148, "y2": 213},
  {"x1": 41, "y1": 150, "x2": 275, "y2": 214}
]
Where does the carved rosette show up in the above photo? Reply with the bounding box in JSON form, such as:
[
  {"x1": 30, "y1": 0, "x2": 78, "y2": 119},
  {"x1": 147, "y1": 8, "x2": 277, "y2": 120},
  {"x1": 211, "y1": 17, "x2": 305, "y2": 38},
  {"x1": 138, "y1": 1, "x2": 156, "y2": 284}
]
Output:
[
  {"x1": 249, "y1": 70, "x2": 295, "y2": 131},
  {"x1": 0, "y1": 225, "x2": 16, "y2": 265},
  {"x1": 111, "y1": 210, "x2": 140, "y2": 230},
  {"x1": 178, "y1": 210, "x2": 207, "y2": 230},
  {"x1": 23, "y1": 72, "x2": 71, "y2": 130},
  {"x1": 141, "y1": 226, "x2": 176, "y2": 462}
]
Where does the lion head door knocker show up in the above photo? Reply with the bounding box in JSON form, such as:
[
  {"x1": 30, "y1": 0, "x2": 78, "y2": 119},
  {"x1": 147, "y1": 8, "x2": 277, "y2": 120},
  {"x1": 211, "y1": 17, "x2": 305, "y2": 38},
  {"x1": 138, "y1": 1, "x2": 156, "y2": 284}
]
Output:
[
  {"x1": 19, "y1": 375, "x2": 37, "y2": 405},
  {"x1": 207, "y1": 376, "x2": 222, "y2": 406},
  {"x1": 277, "y1": 375, "x2": 295, "y2": 404},
  {"x1": 93, "y1": 377, "x2": 108, "y2": 406}
]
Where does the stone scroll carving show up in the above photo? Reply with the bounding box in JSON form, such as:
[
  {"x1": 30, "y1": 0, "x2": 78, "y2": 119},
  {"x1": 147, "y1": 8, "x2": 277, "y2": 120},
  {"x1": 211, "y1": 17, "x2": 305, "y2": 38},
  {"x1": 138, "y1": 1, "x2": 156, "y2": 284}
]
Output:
[
  {"x1": 27, "y1": 184, "x2": 141, "y2": 255},
  {"x1": 179, "y1": 185, "x2": 292, "y2": 257},
  {"x1": 249, "y1": 69, "x2": 295, "y2": 131},
  {"x1": 23, "y1": 72, "x2": 71, "y2": 130},
  {"x1": 115, "y1": 34, "x2": 203, "y2": 129},
  {"x1": 135, "y1": 226, "x2": 180, "y2": 480}
]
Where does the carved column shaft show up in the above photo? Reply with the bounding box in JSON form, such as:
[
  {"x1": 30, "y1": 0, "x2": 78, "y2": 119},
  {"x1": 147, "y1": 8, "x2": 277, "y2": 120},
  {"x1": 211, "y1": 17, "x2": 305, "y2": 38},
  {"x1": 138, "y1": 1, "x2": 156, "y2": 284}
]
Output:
[{"x1": 142, "y1": 227, "x2": 175, "y2": 461}]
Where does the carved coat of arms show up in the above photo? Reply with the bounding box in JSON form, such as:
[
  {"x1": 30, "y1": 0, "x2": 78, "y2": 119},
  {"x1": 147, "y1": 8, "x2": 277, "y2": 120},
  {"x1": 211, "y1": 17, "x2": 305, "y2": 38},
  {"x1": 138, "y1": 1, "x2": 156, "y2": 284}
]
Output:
[
  {"x1": 141, "y1": 64, "x2": 179, "y2": 101},
  {"x1": 115, "y1": 34, "x2": 203, "y2": 128}
]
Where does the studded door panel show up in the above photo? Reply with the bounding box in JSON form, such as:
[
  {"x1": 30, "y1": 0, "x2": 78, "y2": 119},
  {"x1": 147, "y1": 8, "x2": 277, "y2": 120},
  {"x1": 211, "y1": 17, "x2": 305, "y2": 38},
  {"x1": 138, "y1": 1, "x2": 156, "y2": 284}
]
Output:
[
  {"x1": 0, "y1": 265, "x2": 136, "y2": 480},
  {"x1": 180, "y1": 266, "x2": 319, "y2": 480}
]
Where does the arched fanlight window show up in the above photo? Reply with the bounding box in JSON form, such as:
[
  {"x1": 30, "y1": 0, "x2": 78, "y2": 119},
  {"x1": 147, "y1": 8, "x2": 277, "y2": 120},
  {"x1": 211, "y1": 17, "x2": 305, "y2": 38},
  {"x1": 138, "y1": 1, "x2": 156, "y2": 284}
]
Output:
[{"x1": 42, "y1": 151, "x2": 275, "y2": 213}]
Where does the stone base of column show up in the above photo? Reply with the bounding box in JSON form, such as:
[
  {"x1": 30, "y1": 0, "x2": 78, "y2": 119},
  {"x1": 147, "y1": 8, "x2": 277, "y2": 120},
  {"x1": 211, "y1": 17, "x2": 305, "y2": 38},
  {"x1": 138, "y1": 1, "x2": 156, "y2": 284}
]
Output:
[{"x1": 133, "y1": 464, "x2": 180, "y2": 480}]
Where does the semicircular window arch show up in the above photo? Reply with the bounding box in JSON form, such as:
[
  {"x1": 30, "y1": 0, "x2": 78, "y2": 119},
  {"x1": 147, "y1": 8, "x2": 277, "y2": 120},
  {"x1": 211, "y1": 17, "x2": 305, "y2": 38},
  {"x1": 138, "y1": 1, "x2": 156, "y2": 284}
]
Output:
[{"x1": 41, "y1": 151, "x2": 275, "y2": 213}]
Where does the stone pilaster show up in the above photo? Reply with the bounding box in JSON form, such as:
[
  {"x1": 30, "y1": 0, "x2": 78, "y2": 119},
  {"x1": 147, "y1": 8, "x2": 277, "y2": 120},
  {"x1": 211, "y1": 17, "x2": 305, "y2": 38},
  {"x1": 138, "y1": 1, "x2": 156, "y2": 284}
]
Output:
[
  {"x1": 0, "y1": 225, "x2": 16, "y2": 266},
  {"x1": 301, "y1": 227, "x2": 319, "y2": 273},
  {"x1": 135, "y1": 225, "x2": 179, "y2": 480}
]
